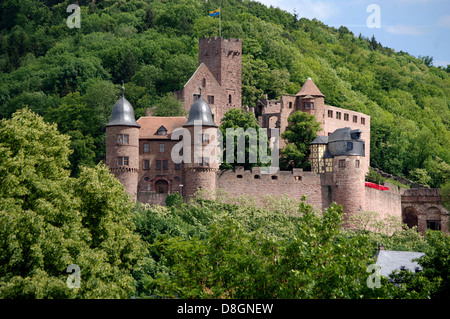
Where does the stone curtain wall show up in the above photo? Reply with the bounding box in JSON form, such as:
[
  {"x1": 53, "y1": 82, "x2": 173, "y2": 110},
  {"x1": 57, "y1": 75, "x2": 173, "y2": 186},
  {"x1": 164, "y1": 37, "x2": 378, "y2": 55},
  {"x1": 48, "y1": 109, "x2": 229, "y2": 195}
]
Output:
[{"x1": 217, "y1": 166, "x2": 331, "y2": 212}]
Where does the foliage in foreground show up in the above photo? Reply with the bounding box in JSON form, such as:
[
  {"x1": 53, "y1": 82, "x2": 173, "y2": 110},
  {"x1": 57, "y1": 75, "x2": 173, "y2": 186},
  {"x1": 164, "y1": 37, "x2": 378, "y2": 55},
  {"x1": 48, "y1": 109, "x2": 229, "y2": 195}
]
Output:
[
  {"x1": 0, "y1": 109, "x2": 147, "y2": 298},
  {"x1": 132, "y1": 192, "x2": 450, "y2": 299}
]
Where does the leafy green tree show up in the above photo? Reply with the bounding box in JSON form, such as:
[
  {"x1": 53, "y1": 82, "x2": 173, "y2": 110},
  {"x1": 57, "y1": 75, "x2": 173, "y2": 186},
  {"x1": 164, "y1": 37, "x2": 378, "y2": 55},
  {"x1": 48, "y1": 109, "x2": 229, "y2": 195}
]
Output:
[
  {"x1": 219, "y1": 108, "x2": 270, "y2": 170},
  {"x1": 280, "y1": 111, "x2": 322, "y2": 170},
  {"x1": 0, "y1": 108, "x2": 146, "y2": 298},
  {"x1": 147, "y1": 92, "x2": 186, "y2": 117}
]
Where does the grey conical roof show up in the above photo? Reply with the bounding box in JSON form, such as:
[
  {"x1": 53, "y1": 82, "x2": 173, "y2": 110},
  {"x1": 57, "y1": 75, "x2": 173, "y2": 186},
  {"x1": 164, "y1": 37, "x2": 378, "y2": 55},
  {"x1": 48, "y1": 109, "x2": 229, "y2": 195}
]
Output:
[
  {"x1": 106, "y1": 94, "x2": 140, "y2": 128},
  {"x1": 183, "y1": 93, "x2": 217, "y2": 127}
]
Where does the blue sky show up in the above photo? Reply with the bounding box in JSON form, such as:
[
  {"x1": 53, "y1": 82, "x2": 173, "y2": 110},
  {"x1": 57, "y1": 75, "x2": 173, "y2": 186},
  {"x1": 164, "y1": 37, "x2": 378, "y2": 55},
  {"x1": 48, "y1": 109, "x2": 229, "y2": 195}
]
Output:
[{"x1": 256, "y1": 0, "x2": 450, "y2": 67}]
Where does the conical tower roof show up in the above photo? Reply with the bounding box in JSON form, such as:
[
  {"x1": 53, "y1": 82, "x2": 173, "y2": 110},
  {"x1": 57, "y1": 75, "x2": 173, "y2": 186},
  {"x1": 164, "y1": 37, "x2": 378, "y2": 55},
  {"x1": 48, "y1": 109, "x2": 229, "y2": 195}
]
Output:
[
  {"x1": 106, "y1": 84, "x2": 140, "y2": 128},
  {"x1": 183, "y1": 88, "x2": 217, "y2": 127},
  {"x1": 296, "y1": 78, "x2": 325, "y2": 97}
]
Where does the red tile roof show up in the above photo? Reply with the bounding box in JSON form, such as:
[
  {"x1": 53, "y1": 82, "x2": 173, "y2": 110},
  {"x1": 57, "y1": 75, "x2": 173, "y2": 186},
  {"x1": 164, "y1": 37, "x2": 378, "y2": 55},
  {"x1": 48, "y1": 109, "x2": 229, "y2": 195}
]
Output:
[
  {"x1": 296, "y1": 78, "x2": 325, "y2": 97},
  {"x1": 137, "y1": 116, "x2": 187, "y2": 139}
]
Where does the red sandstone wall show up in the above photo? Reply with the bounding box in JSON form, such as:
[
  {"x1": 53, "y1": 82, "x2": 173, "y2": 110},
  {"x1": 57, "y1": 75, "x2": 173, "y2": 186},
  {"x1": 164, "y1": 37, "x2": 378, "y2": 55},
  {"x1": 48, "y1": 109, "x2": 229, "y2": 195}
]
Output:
[
  {"x1": 217, "y1": 167, "x2": 331, "y2": 212},
  {"x1": 138, "y1": 139, "x2": 183, "y2": 194},
  {"x1": 365, "y1": 187, "x2": 402, "y2": 221}
]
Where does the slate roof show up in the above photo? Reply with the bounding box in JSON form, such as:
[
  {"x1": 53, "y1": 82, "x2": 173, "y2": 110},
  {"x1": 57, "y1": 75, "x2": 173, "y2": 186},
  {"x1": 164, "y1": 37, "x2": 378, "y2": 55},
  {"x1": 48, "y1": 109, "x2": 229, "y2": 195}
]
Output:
[
  {"x1": 376, "y1": 250, "x2": 425, "y2": 278},
  {"x1": 106, "y1": 95, "x2": 140, "y2": 128},
  {"x1": 183, "y1": 94, "x2": 217, "y2": 127},
  {"x1": 310, "y1": 135, "x2": 329, "y2": 144}
]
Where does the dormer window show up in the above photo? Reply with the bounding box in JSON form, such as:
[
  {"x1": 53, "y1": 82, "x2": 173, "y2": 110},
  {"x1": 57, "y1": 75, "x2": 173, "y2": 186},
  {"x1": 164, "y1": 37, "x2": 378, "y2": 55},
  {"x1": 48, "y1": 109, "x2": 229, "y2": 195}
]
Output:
[{"x1": 157, "y1": 126, "x2": 167, "y2": 136}]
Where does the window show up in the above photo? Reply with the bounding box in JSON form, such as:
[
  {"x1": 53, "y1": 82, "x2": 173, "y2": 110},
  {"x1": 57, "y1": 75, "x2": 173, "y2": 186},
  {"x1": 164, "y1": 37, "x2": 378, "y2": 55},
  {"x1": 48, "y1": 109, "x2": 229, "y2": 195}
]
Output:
[
  {"x1": 361, "y1": 117, "x2": 366, "y2": 125},
  {"x1": 353, "y1": 115, "x2": 358, "y2": 123},
  {"x1": 193, "y1": 94, "x2": 200, "y2": 101},
  {"x1": 143, "y1": 159, "x2": 150, "y2": 170},
  {"x1": 355, "y1": 160, "x2": 360, "y2": 168},
  {"x1": 294, "y1": 176, "x2": 302, "y2": 181},
  {"x1": 202, "y1": 78, "x2": 206, "y2": 87},
  {"x1": 174, "y1": 176, "x2": 180, "y2": 181},
  {"x1": 144, "y1": 143, "x2": 150, "y2": 153},
  {"x1": 156, "y1": 160, "x2": 161, "y2": 170},
  {"x1": 427, "y1": 220, "x2": 441, "y2": 231},
  {"x1": 163, "y1": 160, "x2": 168, "y2": 170},
  {"x1": 347, "y1": 142, "x2": 353, "y2": 150},
  {"x1": 344, "y1": 113, "x2": 349, "y2": 121},
  {"x1": 207, "y1": 95, "x2": 214, "y2": 104},
  {"x1": 146, "y1": 184, "x2": 151, "y2": 191},
  {"x1": 328, "y1": 110, "x2": 333, "y2": 118},
  {"x1": 237, "y1": 175, "x2": 243, "y2": 179},
  {"x1": 338, "y1": 159, "x2": 346, "y2": 168},
  {"x1": 175, "y1": 163, "x2": 181, "y2": 170},
  {"x1": 157, "y1": 126, "x2": 167, "y2": 136},
  {"x1": 202, "y1": 133, "x2": 210, "y2": 144},
  {"x1": 336, "y1": 112, "x2": 341, "y2": 120},
  {"x1": 303, "y1": 102, "x2": 314, "y2": 109},
  {"x1": 118, "y1": 156, "x2": 129, "y2": 166},
  {"x1": 271, "y1": 176, "x2": 278, "y2": 180},
  {"x1": 289, "y1": 102, "x2": 293, "y2": 109},
  {"x1": 118, "y1": 134, "x2": 129, "y2": 144},
  {"x1": 159, "y1": 143, "x2": 165, "y2": 152},
  {"x1": 228, "y1": 94, "x2": 232, "y2": 104},
  {"x1": 254, "y1": 175, "x2": 261, "y2": 179},
  {"x1": 198, "y1": 157, "x2": 209, "y2": 167}
]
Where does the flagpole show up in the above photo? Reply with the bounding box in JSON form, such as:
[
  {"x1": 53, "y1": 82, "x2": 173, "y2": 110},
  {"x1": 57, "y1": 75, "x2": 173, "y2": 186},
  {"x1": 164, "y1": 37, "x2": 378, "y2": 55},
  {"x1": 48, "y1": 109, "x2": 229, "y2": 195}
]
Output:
[{"x1": 219, "y1": 7, "x2": 221, "y2": 37}]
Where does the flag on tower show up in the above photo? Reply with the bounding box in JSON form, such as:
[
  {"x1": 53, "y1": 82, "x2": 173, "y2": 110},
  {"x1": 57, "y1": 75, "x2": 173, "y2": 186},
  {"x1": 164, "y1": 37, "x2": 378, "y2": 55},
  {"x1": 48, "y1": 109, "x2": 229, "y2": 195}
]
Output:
[{"x1": 209, "y1": 8, "x2": 220, "y2": 16}]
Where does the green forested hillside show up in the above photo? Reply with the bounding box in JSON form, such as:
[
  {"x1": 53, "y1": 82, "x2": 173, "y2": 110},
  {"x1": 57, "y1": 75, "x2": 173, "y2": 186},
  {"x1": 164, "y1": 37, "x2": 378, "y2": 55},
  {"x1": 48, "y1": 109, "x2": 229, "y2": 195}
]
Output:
[{"x1": 0, "y1": 0, "x2": 449, "y2": 186}]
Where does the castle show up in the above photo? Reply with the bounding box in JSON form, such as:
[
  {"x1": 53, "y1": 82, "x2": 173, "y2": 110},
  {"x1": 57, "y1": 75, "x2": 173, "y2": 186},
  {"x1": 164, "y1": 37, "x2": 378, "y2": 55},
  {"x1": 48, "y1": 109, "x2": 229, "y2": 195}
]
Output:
[{"x1": 105, "y1": 37, "x2": 448, "y2": 234}]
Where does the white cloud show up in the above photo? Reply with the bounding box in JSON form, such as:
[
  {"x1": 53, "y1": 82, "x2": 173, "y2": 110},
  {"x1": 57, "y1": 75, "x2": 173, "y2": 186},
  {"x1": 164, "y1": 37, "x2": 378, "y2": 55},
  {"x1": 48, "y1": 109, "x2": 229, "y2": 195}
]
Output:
[
  {"x1": 294, "y1": 0, "x2": 339, "y2": 21},
  {"x1": 385, "y1": 24, "x2": 428, "y2": 36},
  {"x1": 437, "y1": 15, "x2": 450, "y2": 28},
  {"x1": 434, "y1": 60, "x2": 450, "y2": 67},
  {"x1": 255, "y1": 0, "x2": 339, "y2": 21}
]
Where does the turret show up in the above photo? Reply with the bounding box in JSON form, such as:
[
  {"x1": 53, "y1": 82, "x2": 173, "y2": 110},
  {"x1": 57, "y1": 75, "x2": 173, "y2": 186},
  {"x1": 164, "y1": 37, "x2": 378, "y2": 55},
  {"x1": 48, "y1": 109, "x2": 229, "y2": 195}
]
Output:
[
  {"x1": 182, "y1": 88, "x2": 219, "y2": 199},
  {"x1": 296, "y1": 78, "x2": 325, "y2": 117},
  {"x1": 328, "y1": 128, "x2": 366, "y2": 224},
  {"x1": 105, "y1": 84, "x2": 140, "y2": 200}
]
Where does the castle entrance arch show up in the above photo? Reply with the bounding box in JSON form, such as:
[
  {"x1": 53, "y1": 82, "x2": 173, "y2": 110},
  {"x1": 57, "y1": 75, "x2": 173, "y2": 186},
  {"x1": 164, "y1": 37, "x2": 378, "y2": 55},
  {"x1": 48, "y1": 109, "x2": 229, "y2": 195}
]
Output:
[
  {"x1": 402, "y1": 206, "x2": 418, "y2": 229},
  {"x1": 155, "y1": 179, "x2": 169, "y2": 194}
]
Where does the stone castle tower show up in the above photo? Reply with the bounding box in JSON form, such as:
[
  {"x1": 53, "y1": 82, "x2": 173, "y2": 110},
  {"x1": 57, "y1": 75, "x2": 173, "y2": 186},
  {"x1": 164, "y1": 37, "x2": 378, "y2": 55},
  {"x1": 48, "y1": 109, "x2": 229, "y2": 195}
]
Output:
[
  {"x1": 176, "y1": 37, "x2": 242, "y2": 126},
  {"x1": 182, "y1": 88, "x2": 219, "y2": 199},
  {"x1": 311, "y1": 127, "x2": 366, "y2": 224},
  {"x1": 198, "y1": 37, "x2": 242, "y2": 110},
  {"x1": 105, "y1": 87, "x2": 140, "y2": 200}
]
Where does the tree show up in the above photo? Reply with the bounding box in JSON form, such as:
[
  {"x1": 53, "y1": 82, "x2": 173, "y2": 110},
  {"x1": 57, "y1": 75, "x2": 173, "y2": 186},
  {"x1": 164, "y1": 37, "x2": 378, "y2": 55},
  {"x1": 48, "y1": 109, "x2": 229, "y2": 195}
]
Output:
[
  {"x1": 280, "y1": 111, "x2": 322, "y2": 170},
  {"x1": 219, "y1": 108, "x2": 270, "y2": 170},
  {"x1": 148, "y1": 92, "x2": 186, "y2": 117},
  {"x1": 0, "y1": 108, "x2": 146, "y2": 298}
]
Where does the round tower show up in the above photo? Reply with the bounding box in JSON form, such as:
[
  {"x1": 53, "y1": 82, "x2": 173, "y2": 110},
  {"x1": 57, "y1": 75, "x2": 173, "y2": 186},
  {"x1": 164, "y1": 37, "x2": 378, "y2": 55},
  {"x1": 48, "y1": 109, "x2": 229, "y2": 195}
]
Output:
[
  {"x1": 329, "y1": 128, "x2": 366, "y2": 225},
  {"x1": 105, "y1": 85, "x2": 140, "y2": 200},
  {"x1": 183, "y1": 88, "x2": 219, "y2": 199}
]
